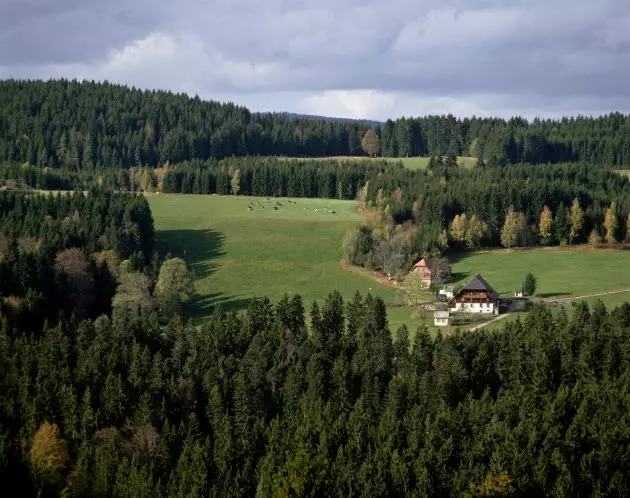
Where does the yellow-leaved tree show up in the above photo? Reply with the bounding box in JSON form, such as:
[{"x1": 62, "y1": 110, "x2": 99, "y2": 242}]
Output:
[
  {"x1": 29, "y1": 422, "x2": 69, "y2": 493},
  {"x1": 569, "y1": 198, "x2": 584, "y2": 245},
  {"x1": 603, "y1": 202, "x2": 618, "y2": 244},
  {"x1": 538, "y1": 205, "x2": 553, "y2": 245},
  {"x1": 361, "y1": 128, "x2": 381, "y2": 157}
]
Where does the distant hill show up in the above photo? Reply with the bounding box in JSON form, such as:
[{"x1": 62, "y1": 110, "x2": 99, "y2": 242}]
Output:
[
  {"x1": 258, "y1": 112, "x2": 383, "y2": 128},
  {"x1": 0, "y1": 79, "x2": 628, "y2": 169}
]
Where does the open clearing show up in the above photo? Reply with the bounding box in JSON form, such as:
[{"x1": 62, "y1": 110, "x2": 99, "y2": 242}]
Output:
[
  {"x1": 392, "y1": 156, "x2": 477, "y2": 170},
  {"x1": 278, "y1": 155, "x2": 477, "y2": 170},
  {"x1": 148, "y1": 195, "x2": 630, "y2": 334},
  {"x1": 148, "y1": 194, "x2": 421, "y2": 331},
  {"x1": 451, "y1": 248, "x2": 630, "y2": 307}
]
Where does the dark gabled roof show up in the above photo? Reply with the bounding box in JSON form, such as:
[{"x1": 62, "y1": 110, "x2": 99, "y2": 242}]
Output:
[{"x1": 461, "y1": 274, "x2": 499, "y2": 297}]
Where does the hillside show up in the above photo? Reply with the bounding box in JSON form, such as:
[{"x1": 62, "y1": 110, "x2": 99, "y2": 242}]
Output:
[{"x1": 1, "y1": 79, "x2": 629, "y2": 170}]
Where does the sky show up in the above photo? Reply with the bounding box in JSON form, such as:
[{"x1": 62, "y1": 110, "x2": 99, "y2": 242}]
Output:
[{"x1": 1, "y1": 0, "x2": 628, "y2": 121}]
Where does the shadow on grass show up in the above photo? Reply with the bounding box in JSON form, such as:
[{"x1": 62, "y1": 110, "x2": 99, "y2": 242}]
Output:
[
  {"x1": 537, "y1": 292, "x2": 571, "y2": 299},
  {"x1": 156, "y1": 229, "x2": 226, "y2": 279},
  {"x1": 156, "y1": 229, "x2": 253, "y2": 317},
  {"x1": 450, "y1": 271, "x2": 470, "y2": 282},
  {"x1": 188, "y1": 293, "x2": 254, "y2": 318}
]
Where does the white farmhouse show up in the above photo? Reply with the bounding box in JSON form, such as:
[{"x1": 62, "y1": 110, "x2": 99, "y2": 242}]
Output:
[{"x1": 448, "y1": 274, "x2": 500, "y2": 315}]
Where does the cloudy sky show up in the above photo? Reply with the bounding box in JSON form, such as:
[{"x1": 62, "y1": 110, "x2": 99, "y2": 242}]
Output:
[{"x1": 1, "y1": 0, "x2": 628, "y2": 120}]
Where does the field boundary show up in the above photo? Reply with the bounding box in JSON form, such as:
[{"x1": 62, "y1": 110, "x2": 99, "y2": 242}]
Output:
[
  {"x1": 538, "y1": 288, "x2": 630, "y2": 304},
  {"x1": 338, "y1": 259, "x2": 399, "y2": 288}
]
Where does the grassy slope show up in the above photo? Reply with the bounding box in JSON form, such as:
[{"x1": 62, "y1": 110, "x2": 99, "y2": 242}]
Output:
[
  {"x1": 451, "y1": 248, "x2": 630, "y2": 298},
  {"x1": 278, "y1": 155, "x2": 477, "y2": 170},
  {"x1": 392, "y1": 156, "x2": 477, "y2": 170},
  {"x1": 148, "y1": 194, "x2": 420, "y2": 331}
]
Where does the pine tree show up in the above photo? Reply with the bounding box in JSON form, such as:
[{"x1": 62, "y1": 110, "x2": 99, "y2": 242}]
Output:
[{"x1": 554, "y1": 202, "x2": 569, "y2": 244}]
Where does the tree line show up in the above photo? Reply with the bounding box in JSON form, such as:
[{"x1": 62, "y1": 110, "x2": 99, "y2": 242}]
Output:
[
  {"x1": 0, "y1": 158, "x2": 398, "y2": 200},
  {"x1": 3, "y1": 188, "x2": 630, "y2": 496},
  {"x1": 365, "y1": 161, "x2": 630, "y2": 255},
  {"x1": 4, "y1": 157, "x2": 629, "y2": 259},
  {"x1": 3, "y1": 287, "x2": 630, "y2": 496},
  {"x1": 1, "y1": 79, "x2": 629, "y2": 167},
  {"x1": 0, "y1": 189, "x2": 155, "y2": 326}
]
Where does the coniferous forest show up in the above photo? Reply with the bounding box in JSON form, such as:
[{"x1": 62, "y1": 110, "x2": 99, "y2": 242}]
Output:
[
  {"x1": 1, "y1": 189, "x2": 630, "y2": 496},
  {"x1": 1, "y1": 79, "x2": 629, "y2": 167},
  {"x1": 2, "y1": 79, "x2": 630, "y2": 497}
]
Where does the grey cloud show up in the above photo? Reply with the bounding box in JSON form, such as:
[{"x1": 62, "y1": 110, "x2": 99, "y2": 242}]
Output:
[{"x1": 0, "y1": 0, "x2": 628, "y2": 119}]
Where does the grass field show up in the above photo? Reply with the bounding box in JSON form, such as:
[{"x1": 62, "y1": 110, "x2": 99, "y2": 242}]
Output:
[
  {"x1": 391, "y1": 156, "x2": 477, "y2": 170},
  {"x1": 148, "y1": 194, "x2": 424, "y2": 331},
  {"x1": 278, "y1": 155, "x2": 477, "y2": 170},
  {"x1": 148, "y1": 194, "x2": 630, "y2": 335},
  {"x1": 451, "y1": 248, "x2": 630, "y2": 299}
]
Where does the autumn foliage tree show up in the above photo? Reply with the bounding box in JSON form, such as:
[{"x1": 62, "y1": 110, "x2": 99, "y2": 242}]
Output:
[
  {"x1": 28, "y1": 422, "x2": 69, "y2": 494},
  {"x1": 538, "y1": 205, "x2": 553, "y2": 245},
  {"x1": 466, "y1": 214, "x2": 489, "y2": 248},
  {"x1": 604, "y1": 202, "x2": 618, "y2": 244},
  {"x1": 501, "y1": 207, "x2": 526, "y2": 250},
  {"x1": 361, "y1": 128, "x2": 381, "y2": 157},
  {"x1": 569, "y1": 198, "x2": 584, "y2": 245},
  {"x1": 450, "y1": 214, "x2": 468, "y2": 246}
]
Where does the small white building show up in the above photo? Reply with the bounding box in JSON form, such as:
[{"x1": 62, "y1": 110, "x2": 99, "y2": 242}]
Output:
[
  {"x1": 434, "y1": 311, "x2": 450, "y2": 327},
  {"x1": 437, "y1": 286, "x2": 454, "y2": 300}
]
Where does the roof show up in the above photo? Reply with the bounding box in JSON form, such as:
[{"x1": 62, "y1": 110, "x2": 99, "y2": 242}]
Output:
[
  {"x1": 434, "y1": 311, "x2": 449, "y2": 318},
  {"x1": 461, "y1": 274, "x2": 499, "y2": 297},
  {"x1": 413, "y1": 259, "x2": 428, "y2": 269}
]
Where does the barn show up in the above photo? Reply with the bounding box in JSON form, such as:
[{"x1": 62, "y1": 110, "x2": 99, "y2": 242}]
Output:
[
  {"x1": 412, "y1": 259, "x2": 432, "y2": 288},
  {"x1": 448, "y1": 274, "x2": 500, "y2": 314}
]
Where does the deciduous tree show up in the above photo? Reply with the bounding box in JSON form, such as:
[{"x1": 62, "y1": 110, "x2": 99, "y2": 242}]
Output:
[
  {"x1": 230, "y1": 169, "x2": 241, "y2": 195},
  {"x1": 501, "y1": 207, "x2": 525, "y2": 250},
  {"x1": 361, "y1": 129, "x2": 381, "y2": 157},
  {"x1": 538, "y1": 205, "x2": 553, "y2": 245},
  {"x1": 569, "y1": 198, "x2": 584, "y2": 245},
  {"x1": 450, "y1": 214, "x2": 468, "y2": 246},
  {"x1": 28, "y1": 422, "x2": 69, "y2": 494},
  {"x1": 155, "y1": 258, "x2": 194, "y2": 316},
  {"x1": 466, "y1": 214, "x2": 488, "y2": 248},
  {"x1": 112, "y1": 272, "x2": 156, "y2": 320},
  {"x1": 604, "y1": 202, "x2": 618, "y2": 244},
  {"x1": 399, "y1": 271, "x2": 426, "y2": 306}
]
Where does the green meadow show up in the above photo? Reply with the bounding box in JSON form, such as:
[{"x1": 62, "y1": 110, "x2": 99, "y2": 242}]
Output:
[
  {"x1": 148, "y1": 194, "x2": 630, "y2": 334},
  {"x1": 148, "y1": 194, "x2": 421, "y2": 331},
  {"x1": 280, "y1": 155, "x2": 477, "y2": 170},
  {"x1": 451, "y1": 248, "x2": 630, "y2": 301},
  {"x1": 391, "y1": 156, "x2": 477, "y2": 170}
]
